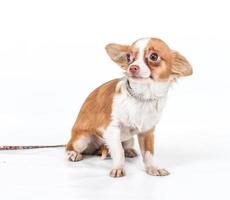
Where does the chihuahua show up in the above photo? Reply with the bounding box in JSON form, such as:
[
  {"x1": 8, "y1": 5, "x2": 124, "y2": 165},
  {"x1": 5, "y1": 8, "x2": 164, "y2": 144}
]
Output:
[{"x1": 66, "y1": 37, "x2": 192, "y2": 177}]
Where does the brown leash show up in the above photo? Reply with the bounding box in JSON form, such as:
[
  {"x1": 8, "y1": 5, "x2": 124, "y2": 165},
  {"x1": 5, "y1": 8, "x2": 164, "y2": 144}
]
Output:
[{"x1": 0, "y1": 144, "x2": 66, "y2": 151}]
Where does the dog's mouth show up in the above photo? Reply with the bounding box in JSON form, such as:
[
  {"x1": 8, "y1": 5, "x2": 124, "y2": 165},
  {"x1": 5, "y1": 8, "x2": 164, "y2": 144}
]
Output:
[
  {"x1": 130, "y1": 76, "x2": 148, "y2": 80},
  {"x1": 125, "y1": 72, "x2": 150, "y2": 81}
]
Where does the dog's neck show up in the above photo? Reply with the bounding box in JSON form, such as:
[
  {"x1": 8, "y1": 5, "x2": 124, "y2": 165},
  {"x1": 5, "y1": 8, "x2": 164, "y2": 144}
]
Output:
[{"x1": 125, "y1": 77, "x2": 171, "y2": 102}]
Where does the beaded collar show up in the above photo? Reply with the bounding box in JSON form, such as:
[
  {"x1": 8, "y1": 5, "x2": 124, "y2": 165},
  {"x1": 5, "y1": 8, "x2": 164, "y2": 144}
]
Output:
[{"x1": 126, "y1": 79, "x2": 161, "y2": 103}]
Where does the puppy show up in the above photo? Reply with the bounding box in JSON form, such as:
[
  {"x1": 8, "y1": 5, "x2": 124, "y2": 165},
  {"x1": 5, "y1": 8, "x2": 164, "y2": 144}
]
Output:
[{"x1": 66, "y1": 37, "x2": 192, "y2": 177}]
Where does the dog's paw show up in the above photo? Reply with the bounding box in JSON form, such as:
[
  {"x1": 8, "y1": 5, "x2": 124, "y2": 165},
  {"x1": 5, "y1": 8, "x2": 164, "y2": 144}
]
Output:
[
  {"x1": 145, "y1": 166, "x2": 170, "y2": 176},
  {"x1": 124, "y1": 148, "x2": 137, "y2": 158},
  {"x1": 109, "y1": 168, "x2": 125, "y2": 178},
  {"x1": 67, "y1": 151, "x2": 83, "y2": 162}
]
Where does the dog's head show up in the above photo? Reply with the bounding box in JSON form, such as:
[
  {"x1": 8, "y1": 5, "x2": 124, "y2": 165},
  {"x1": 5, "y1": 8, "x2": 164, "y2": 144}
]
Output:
[{"x1": 105, "y1": 38, "x2": 192, "y2": 82}]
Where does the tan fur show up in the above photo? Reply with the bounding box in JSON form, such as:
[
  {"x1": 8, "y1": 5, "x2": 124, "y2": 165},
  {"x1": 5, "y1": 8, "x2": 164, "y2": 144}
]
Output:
[
  {"x1": 145, "y1": 38, "x2": 192, "y2": 80},
  {"x1": 96, "y1": 145, "x2": 109, "y2": 159},
  {"x1": 105, "y1": 44, "x2": 130, "y2": 69},
  {"x1": 144, "y1": 39, "x2": 170, "y2": 81},
  {"x1": 66, "y1": 79, "x2": 120, "y2": 151},
  {"x1": 105, "y1": 43, "x2": 138, "y2": 70},
  {"x1": 137, "y1": 129, "x2": 154, "y2": 156},
  {"x1": 171, "y1": 51, "x2": 193, "y2": 76}
]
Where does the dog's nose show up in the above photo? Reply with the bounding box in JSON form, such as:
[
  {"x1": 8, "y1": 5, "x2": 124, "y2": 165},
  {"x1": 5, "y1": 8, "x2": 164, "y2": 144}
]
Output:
[{"x1": 129, "y1": 65, "x2": 140, "y2": 74}]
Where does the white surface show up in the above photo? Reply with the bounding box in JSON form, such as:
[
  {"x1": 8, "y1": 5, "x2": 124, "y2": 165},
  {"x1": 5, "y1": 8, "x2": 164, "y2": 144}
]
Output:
[{"x1": 0, "y1": 0, "x2": 230, "y2": 200}]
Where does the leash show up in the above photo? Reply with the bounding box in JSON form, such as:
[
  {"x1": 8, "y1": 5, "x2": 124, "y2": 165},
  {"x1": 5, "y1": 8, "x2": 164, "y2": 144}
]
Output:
[{"x1": 0, "y1": 144, "x2": 66, "y2": 151}]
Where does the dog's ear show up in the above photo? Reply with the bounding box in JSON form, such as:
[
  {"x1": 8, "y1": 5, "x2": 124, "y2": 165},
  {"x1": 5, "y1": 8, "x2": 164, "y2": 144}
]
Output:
[
  {"x1": 171, "y1": 51, "x2": 193, "y2": 76},
  {"x1": 105, "y1": 43, "x2": 130, "y2": 69}
]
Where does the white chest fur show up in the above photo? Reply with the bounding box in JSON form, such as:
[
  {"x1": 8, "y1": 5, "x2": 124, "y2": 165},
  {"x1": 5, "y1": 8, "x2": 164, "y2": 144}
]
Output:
[{"x1": 110, "y1": 78, "x2": 171, "y2": 141}]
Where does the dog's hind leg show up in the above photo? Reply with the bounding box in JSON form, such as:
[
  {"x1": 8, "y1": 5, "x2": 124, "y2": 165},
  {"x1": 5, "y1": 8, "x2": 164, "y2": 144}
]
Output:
[
  {"x1": 122, "y1": 137, "x2": 137, "y2": 158},
  {"x1": 66, "y1": 131, "x2": 91, "y2": 162}
]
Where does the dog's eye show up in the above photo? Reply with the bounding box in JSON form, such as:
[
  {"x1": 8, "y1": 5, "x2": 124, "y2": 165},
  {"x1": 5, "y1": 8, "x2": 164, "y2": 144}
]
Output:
[
  {"x1": 149, "y1": 53, "x2": 159, "y2": 61},
  {"x1": 126, "y1": 53, "x2": 132, "y2": 63},
  {"x1": 126, "y1": 53, "x2": 131, "y2": 63}
]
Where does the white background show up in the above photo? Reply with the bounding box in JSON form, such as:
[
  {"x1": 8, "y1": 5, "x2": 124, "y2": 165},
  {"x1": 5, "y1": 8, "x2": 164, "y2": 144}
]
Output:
[{"x1": 0, "y1": 0, "x2": 230, "y2": 200}]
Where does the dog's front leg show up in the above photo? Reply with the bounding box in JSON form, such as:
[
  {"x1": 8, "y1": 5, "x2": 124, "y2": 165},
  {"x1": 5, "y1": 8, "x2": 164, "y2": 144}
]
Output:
[
  {"x1": 104, "y1": 125, "x2": 125, "y2": 178},
  {"x1": 138, "y1": 129, "x2": 170, "y2": 176}
]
